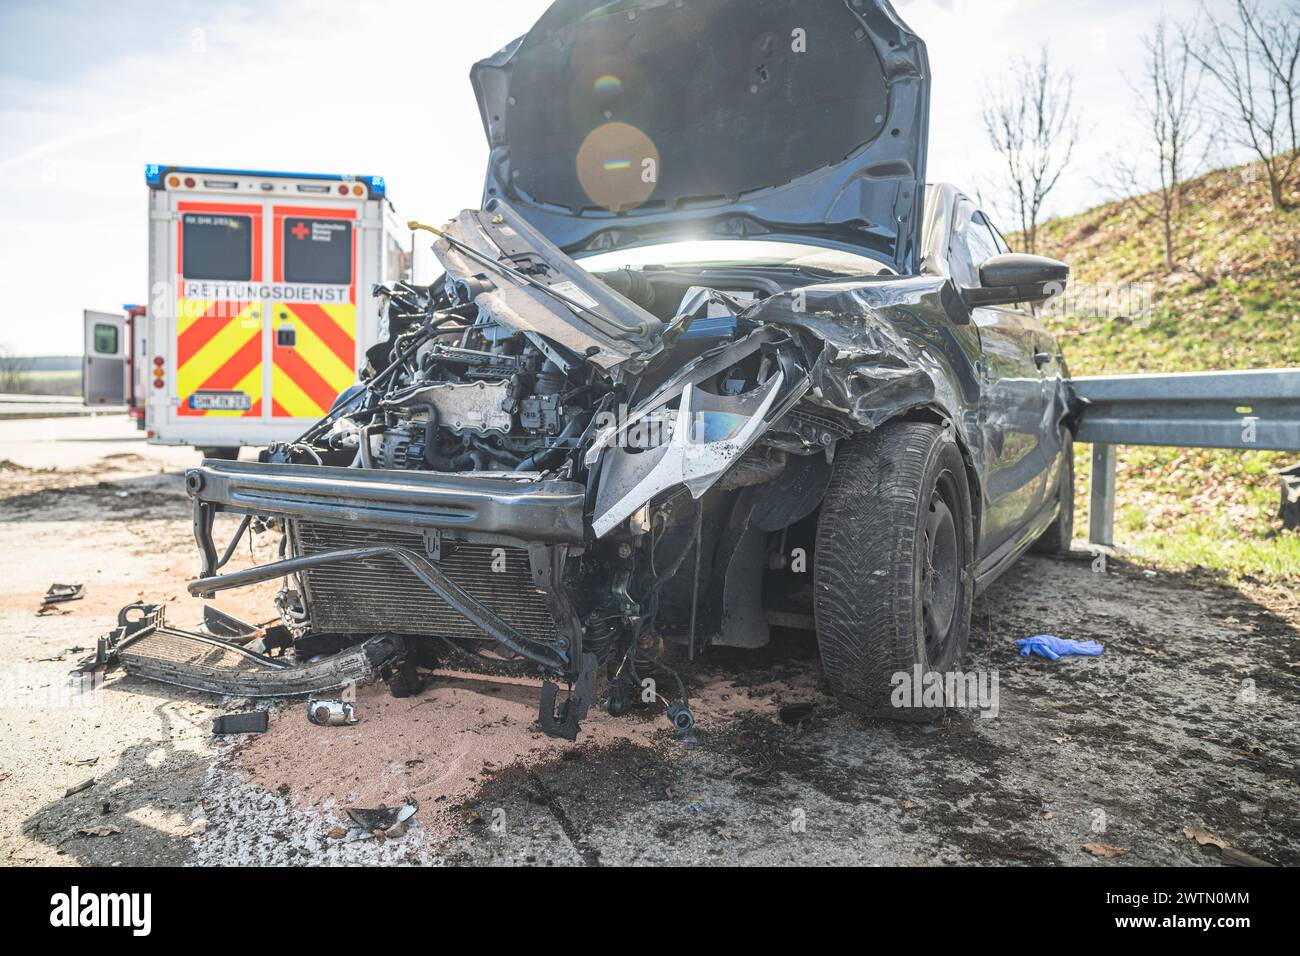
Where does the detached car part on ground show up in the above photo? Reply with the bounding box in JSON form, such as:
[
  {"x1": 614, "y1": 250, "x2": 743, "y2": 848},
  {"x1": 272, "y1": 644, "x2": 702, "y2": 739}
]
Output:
[{"x1": 93, "y1": 0, "x2": 1076, "y2": 739}]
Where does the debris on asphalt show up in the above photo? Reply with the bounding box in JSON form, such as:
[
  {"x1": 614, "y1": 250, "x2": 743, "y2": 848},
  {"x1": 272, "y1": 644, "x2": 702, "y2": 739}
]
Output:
[
  {"x1": 1184, "y1": 826, "x2": 1229, "y2": 849},
  {"x1": 1221, "y1": 847, "x2": 1275, "y2": 868},
  {"x1": 212, "y1": 712, "x2": 270, "y2": 735},
  {"x1": 83, "y1": 603, "x2": 400, "y2": 697},
  {"x1": 41, "y1": 582, "x2": 85, "y2": 607},
  {"x1": 345, "y1": 798, "x2": 418, "y2": 835},
  {"x1": 1015, "y1": 635, "x2": 1105, "y2": 660},
  {"x1": 1184, "y1": 827, "x2": 1274, "y2": 867},
  {"x1": 75, "y1": 824, "x2": 121, "y2": 838},
  {"x1": 1082, "y1": 842, "x2": 1128, "y2": 859},
  {"x1": 308, "y1": 698, "x2": 358, "y2": 726},
  {"x1": 778, "y1": 702, "x2": 816, "y2": 725},
  {"x1": 63, "y1": 778, "x2": 95, "y2": 798}
]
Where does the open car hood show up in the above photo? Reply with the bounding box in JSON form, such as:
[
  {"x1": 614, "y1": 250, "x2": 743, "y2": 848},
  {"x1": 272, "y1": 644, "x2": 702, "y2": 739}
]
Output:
[
  {"x1": 472, "y1": 0, "x2": 930, "y2": 275},
  {"x1": 432, "y1": 201, "x2": 665, "y2": 369}
]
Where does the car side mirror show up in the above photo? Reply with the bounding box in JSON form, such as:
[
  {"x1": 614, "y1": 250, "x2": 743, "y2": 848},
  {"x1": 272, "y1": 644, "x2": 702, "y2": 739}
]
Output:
[{"x1": 962, "y1": 253, "x2": 1068, "y2": 308}]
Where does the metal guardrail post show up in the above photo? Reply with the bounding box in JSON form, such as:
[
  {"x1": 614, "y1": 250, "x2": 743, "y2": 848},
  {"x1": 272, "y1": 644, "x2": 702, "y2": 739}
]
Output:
[{"x1": 1089, "y1": 443, "x2": 1117, "y2": 548}]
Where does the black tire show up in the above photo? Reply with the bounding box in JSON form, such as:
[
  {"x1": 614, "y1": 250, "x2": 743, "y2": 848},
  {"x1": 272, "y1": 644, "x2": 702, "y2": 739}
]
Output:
[
  {"x1": 1030, "y1": 429, "x2": 1074, "y2": 556},
  {"x1": 814, "y1": 422, "x2": 974, "y2": 722},
  {"x1": 199, "y1": 446, "x2": 240, "y2": 461}
]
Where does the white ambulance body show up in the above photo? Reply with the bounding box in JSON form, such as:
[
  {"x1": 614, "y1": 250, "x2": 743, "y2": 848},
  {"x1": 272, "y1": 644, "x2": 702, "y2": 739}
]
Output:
[{"x1": 141, "y1": 165, "x2": 409, "y2": 455}]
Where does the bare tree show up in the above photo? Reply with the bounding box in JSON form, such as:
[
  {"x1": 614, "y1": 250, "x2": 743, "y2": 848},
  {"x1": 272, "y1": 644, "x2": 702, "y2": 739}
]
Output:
[
  {"x1": 1190, "y1": 0, "x2": 1300, "y2": 211},
  {"x1": 981, "y1": 45, "x2": 1080, "y2": 254},
  {"x1": 1106, "y1": 18, "x2": 1206, "y2": 273},
  {"x1": 0, "y1": 343, "x2": 32, "y2": 393}
]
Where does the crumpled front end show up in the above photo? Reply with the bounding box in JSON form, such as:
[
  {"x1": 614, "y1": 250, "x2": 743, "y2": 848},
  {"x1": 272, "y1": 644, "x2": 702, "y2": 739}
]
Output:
[{"x1": 109, "y1": 196, "x2": 992, "y2": 742}]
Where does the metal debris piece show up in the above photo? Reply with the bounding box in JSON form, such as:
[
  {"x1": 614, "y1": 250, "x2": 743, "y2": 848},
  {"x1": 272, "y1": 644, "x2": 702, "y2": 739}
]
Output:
[
  {"x1": 201, "y1": 605, "x2": 262, "y2": 641},
  {"x1": 779, "y1": 702, "x2": 816, "y2": 726},
  {"x1": 345, "y1": 798, "x2": 418, "y2": 833},
  {"x1": 63, "y1": 778, "x2": 94, "y2": 798},
  {"x1": 212, "y1": 711, "x2": 269, "y2": 735},
  {"x1": 307, "y1": 699, "x2": 358, "y2": 726},
  {"x1": 42, "y1": 583, "x2": 84, "y2": 606},
  {"x1": 78, "y1": 604, "x2": 404, "y2": 697}
]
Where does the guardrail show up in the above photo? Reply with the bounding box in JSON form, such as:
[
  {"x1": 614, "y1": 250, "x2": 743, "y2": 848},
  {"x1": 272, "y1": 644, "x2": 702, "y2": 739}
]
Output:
[{"x1": 1071, "y1": 368, "x2": 1300, "y2": 546}]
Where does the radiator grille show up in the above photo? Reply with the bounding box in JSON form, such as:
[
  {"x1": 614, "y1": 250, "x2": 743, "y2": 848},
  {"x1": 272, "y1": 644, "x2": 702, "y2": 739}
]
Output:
[{"x1": 291, "y1": 521, "x2": 558, "y2": 644}]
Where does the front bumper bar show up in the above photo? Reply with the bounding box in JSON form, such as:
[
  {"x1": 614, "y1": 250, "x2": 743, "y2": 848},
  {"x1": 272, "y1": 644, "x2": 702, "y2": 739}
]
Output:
[
  {"x1": 184, "y1": 459, "x2": 587, "y2": 542},
  {"x1": 184, "y1": 459, "x2": 584, "y2": 671}
]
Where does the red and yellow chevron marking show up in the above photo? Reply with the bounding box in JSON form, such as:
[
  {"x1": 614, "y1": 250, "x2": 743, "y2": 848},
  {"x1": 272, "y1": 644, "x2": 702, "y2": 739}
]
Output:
[
  {"x1": 176, "y1": 297, "x2": 264, "y2": 417},
  {"x1": 270, "y1": 301, "x2": 356, "y2": 418}
]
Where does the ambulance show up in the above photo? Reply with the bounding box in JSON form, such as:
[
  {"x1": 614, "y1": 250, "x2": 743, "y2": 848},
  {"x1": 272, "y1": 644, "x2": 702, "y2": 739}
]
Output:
[{"x1": 138, "y1": 165, "x2": 409, "y2": 456}]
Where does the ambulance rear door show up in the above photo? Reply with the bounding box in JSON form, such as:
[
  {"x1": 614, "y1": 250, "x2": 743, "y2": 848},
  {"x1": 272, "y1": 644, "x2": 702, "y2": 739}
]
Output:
[
  {"x1": 267, "y1": 205, "x2": 360, "y2": 422},
  {"x1": 166, "y1": 198, "x2": 269, "y2": 440}
]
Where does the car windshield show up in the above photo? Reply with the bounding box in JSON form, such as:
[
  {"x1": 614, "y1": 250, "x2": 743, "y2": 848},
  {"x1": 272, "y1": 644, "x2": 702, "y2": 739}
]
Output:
[{"x1": 576, "y1": 240, "x2": 891, "y2": 277}]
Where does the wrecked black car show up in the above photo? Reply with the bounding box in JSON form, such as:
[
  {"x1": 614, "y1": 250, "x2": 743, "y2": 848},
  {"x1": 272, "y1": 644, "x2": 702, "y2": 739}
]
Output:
[{"x1": 98, "y1": 0, "x2": 1074, "y2": 738}]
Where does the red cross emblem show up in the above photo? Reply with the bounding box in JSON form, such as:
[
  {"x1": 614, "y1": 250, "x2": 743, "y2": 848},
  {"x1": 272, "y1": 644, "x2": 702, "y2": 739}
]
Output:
[{"x1": 291, "y1": 221, "x2": 309, "y2": 240}]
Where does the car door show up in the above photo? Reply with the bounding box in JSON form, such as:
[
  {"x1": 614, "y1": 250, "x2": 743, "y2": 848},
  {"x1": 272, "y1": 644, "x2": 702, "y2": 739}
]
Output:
[
  {"x1": 83, "y1": 310, "x2": 126, "y2": 405},
  {"x1": 986, "y1": 215, "x2": 1071, "y2": 524},
  {"x1": 948, "y1": 200, "x2": 1052, "y2": 558}
]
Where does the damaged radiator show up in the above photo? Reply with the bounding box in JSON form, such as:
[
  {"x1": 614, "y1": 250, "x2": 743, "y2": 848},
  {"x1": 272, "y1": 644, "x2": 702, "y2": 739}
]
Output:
[
  {"x1": 290, "y1": 521, "x2": 560, "y2": 646},
  {"x1": 82, "y1": 604, "x2": 404, "y2": 697}
]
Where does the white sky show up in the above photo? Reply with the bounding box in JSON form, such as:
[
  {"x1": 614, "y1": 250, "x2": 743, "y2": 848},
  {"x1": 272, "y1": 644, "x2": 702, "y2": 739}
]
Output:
[{"x1": 0, "y1": 0, "x2": 1258, "y2": 354}]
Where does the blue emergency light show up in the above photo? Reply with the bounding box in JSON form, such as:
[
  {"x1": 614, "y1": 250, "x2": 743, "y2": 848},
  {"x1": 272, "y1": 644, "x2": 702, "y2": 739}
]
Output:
[{"x1": 145, "y1": 165, "x2": 386, "y2": 199}]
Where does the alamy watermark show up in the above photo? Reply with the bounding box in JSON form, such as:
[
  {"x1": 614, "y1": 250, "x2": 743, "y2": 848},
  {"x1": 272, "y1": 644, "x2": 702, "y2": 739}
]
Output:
[{"x1": 890, "y1": 665, "x2": 999, "y2": 718}]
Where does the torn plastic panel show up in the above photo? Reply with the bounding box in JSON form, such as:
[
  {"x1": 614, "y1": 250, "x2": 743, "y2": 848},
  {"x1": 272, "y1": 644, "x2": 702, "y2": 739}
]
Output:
[{"x1": 592, "y1": 370, "x2": 795, "y2": 538}]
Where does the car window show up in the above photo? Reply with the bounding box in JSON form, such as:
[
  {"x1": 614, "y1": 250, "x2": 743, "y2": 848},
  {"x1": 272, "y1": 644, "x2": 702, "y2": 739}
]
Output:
[
  {"x1": 985, "y1": 216, "x2": 1013, "y2": 255},
  {"x1": 284, "y1": 217, "x2": 352, "y2": 285},
  {"x1": 948, "y1": 204, "x2": 985, "y2": 287},
  {"x1": 93, "y1": 323, "x2": 118, "y2": 355},
  {"x1": 182, "y1": 213, "x2": 252, "y2": 281},
  {"x1": 961, "y1": 213, "x2": 1002, "y2": 285}
]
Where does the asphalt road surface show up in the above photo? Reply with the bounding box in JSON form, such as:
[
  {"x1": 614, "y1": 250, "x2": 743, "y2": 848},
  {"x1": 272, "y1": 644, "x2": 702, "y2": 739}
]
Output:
[{"x1": 1, "y1": 415, "x2": 1296, "y2": 866}]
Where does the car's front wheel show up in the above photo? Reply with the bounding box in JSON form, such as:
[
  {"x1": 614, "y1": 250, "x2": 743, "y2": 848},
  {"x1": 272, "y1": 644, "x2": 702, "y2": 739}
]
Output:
[{"x1": 814, "y1": 421, "x2": 974, "y2": 721}]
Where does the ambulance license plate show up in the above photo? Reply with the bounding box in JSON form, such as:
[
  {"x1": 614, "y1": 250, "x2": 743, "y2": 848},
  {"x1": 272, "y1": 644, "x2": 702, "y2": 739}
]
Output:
[{"x1": 190, "y1": 390, "x2": 252, "y2": 411}]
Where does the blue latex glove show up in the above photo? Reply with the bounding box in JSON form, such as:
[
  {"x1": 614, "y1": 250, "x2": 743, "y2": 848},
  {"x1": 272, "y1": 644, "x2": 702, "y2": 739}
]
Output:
[{"x1": 1015, "y1": 634, "x2": 1105, "y2": 661}]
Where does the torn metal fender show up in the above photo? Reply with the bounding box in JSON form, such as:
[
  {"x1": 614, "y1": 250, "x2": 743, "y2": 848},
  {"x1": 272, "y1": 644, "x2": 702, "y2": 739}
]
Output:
[
  {"x1": 747, "y1": 276, "x2": 980, "y2": 431},
  {"x1": 745, "y1": 276, "x2": 996, "y2": 482}
]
